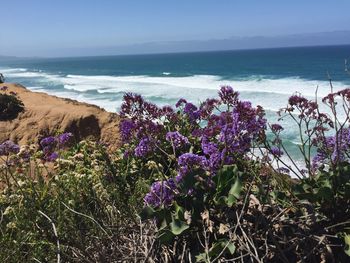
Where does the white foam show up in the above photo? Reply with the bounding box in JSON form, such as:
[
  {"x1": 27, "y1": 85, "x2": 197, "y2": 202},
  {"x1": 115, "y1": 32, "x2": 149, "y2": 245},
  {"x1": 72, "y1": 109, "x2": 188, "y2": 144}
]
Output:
[
  {"x1": 60, "y1": 74, "x2": 348, "y2": 98},
  {"x1": 0, "y1": 67, "x2": 27, "y2": 73},
  {"x1": 3, "y1": 68, "x2": 350, "y2": 113}
]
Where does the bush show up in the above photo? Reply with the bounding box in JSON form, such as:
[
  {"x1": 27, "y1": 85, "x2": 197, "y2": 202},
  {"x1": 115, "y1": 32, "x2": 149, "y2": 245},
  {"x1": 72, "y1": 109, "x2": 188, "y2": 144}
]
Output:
[
  {"x1": 0, "y1": 93, "x2": 24, "y2": 121},
  {"x1": 1, "y1": 85, "x2": 350, "y2": 262},
  {"x1": 120, "y1": 86, "x2": 350, "y2": 261}
]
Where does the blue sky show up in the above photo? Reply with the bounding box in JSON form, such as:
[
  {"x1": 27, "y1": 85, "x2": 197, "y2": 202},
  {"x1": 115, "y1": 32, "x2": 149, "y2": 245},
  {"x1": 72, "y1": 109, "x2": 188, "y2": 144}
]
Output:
[{"x1": 1, "y1": 0, "x2": 350, "y2": 57}]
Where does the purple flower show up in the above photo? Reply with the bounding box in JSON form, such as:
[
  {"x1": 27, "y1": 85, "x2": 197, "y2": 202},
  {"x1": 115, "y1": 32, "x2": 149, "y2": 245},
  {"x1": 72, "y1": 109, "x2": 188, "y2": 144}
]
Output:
[
  {"x1": 40, "y1": 133, "x2": 71, "y2": 161},
  {"x1": 277, "y1": 167, "x2": 290, "y2": 174},
  {"x1": 0, "y1": 140, "x2": 20, "y2": 156},
  {"x1": 144, "y1": 178, "x2": 177, "y2": 208},
  {"x1": 178, "y1": 153, "x2": 207, "y2": 167},
  {"x1": 200, "y1": 98, "x2": 219, "y2": 118},
  {"x1": 0, "y1": 86, "x2": 8, "y2": 91},
  {"x1": 120, "y1": 92, "x2": 161, "y2": 119},
  {"x1": 46, "y1": 152, "x2": 59, "y2": 162},
  {"x1": 219, "y1": 86, "x2": 239, "y2": 105},
  {"x1": 288, "y1": 94, "x2": 308, "y2": 107},
  {"x1": 120, "y1": 120, "x2": 135, "y2": 142},
  {"x1": 18, "y1": 149, "x2": 31, "y2": 162},
  {"x1": 271, "y1": 124, "x2": 284, "y2": 133},
  {"x1": 57, "y1": 132, "x2": 73, "y2": 146},
  {"x1": 135, "y1": 137, "x2": 153, "y2": 157},
  {"x1": 175, "y1": 98, "x2": 187, "y2": 108},
  {"x1": 177, "y1": 153, "x2": 208, "y2": 181},
  {"x1": 166, "y1": 131, "x2": 189, "y2": 149},
  {"x1": 40, "y1": 136, "x2": 56, "y2": 148},
  {"x1": 312, "y1": 127, "x2": 350, "y2": 168},
  {"x1": 184, "y1": 102, "x2": 200, "y2": 122},
  {"x1": 201, "y1": 140, "x2": 223, "y2": 170},
  {"x1": 270, "y1": 146, "x2": 283, "y2": 157}
]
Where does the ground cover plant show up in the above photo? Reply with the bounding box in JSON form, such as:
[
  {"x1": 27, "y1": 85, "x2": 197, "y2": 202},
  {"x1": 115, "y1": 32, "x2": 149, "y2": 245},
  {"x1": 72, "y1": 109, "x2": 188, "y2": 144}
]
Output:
[
  {"x1": 1, "y1": 85, "x2": 350, "y2": 262},
  {"x1": 0, "y1": 86, "x2": 24, "y2": 120}
]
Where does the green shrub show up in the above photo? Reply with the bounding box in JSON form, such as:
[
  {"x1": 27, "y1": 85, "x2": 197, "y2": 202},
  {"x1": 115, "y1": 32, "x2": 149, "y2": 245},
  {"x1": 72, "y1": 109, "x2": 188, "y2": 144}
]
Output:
[
  {"x1": 1, "y1": 84, "x2": 350, "y2": 262},
  {"x1": 0, "y1": 93, "x2": 24, "y2": 121}
]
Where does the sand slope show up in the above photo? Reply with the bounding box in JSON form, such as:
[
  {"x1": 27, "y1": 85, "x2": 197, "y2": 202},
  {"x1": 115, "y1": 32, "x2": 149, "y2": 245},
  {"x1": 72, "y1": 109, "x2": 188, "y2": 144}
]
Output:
[{"x1": 0, "y1": 83, "x2": 120, "y2": 149}]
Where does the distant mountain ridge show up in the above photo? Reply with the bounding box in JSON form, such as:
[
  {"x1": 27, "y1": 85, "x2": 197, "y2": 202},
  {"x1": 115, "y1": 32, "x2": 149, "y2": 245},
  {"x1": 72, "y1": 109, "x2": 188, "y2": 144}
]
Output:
[
  {"x1": 1, "y1": 31, "x2": 350, "y2": 58},
  {"x1": 0, "y1": 55, "x2": 17, "y2": 59},
  {"x1": 50, "y1": 30, "x2": 350, "y2": 57}
]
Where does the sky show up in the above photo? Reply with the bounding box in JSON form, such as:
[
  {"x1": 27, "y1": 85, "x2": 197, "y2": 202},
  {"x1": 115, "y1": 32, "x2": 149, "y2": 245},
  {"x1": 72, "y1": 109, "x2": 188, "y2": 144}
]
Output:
[{"x1": 1, "y1": 0, "x2": 350, "y2": 57}]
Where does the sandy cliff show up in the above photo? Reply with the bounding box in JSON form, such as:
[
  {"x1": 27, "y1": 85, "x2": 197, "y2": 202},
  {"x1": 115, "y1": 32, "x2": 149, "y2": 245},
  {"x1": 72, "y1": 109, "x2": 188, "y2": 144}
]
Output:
[{"x1": 0, "y1": 83, "x2": 120, "y2": 149}]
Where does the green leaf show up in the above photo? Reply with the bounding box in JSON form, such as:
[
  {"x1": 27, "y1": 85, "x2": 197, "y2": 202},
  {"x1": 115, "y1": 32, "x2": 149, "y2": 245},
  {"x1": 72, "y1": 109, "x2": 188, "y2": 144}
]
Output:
[
  {"x1": 195, "y1": 253, "x2": 209, "y2": 263},
  {"x1": 174, "y1": 202, "x2": 185, "y2": 220},
  {"x1": 139, "y1": 206, "x2": 155, "y2": 220},
  {"x1": 157, "y1": 229, "x2": 174, "y2": 244},
  {"x1": 170, "y1": 219, "x2": 189, "y2": 235},
  {"x1": 209, "y1": 239, "x2": 236, "y2": 258},
  {"x1": 227, "y1": 177, "x2": 242, "y2": 207},
  {"x1": 345, "y1": 234, "x2": 350, "y2": 257},
  {"x1": 314, "y1": 186, "x2": 333, "y2": 200},
  {"x1": 214, "y1": 195, "x2": 228, "y2": 206}
]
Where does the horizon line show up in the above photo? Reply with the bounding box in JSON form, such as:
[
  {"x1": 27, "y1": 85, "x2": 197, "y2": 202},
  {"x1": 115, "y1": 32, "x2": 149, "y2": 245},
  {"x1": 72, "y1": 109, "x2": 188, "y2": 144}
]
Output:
[{"x1": 2, "y1": 43, "x2": 350, "y2": 60}]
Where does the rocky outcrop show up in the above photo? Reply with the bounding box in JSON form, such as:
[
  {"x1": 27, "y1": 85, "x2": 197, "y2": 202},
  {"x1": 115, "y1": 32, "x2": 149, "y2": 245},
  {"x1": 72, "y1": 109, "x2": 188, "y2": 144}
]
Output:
[{"x1": 0, "y1": 83, "x2": 120, "y2": 149}]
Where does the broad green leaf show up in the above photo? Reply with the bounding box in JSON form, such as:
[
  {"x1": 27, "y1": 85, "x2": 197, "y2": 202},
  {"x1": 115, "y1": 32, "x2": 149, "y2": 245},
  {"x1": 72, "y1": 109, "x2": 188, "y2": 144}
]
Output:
[
  {"x1": 139, "y1": 206, "x2": 155, "y2": 220},
  {"x1": 209, "y1": 239, "x2": 236, "y2": 258},
  {"x1": 170, "y1": 219, "x2": 189, "y2": 235},
  {"x1": 157, "y1": 229, "x2": 174, "y2": 244},
  {"x1": 229, "y1": 177, "x2": 242, "y2": 199},
  {"x1": 174, "y1": 202, "x2": 185, "y2": 219},
  {"x1": 214, "y1": 195, "x2": 227, "y2": 206},
  {"x1": 227, "y1": 177, "x2": 242, "y2": 207},
  {"x1": 195, "y1": 253, "x2": 209, "y2": 263},
  {"x1": 345, "y1": 234, "x2": 350, "y2": 257}
]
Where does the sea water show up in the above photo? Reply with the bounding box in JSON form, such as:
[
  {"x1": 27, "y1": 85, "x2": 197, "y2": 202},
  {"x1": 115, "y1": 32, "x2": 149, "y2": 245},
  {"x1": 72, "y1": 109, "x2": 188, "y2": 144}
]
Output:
[{"x1": 1, "y1": 45, "x2": 350, "y2": 170}]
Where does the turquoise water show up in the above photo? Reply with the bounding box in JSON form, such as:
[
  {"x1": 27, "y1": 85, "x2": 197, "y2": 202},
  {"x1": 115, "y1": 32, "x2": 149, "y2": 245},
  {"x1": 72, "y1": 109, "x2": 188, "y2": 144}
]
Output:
[{"x1": 1, "y1": 45, "x2": 350, "y2": 169}]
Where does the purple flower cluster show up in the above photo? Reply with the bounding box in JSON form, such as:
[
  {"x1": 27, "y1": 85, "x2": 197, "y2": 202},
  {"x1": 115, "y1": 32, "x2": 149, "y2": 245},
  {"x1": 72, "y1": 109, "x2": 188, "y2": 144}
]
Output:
[
  {"x1": 270, "y1": 146, "x2": 283, "y2": 157},
  {"x1": 282, "y1": 94, "x2": 333, "y2": 129},
  {"x1": 277, "y1": 167, "x2": 290, "y2": 174},
  {"x1": 200, "y1": 89, "x2": 266, "y2": 170},
  {"x1": 40, "y1": 132, "x2": 73, "y2": 161},
  {"x1": 120, "y1": 120, "x2": 135, "y2": 142},
  {"x1": 121, "y1": 92, "x2": 161, "y2": 120},
  {"x1": 144, "y1": 178, "x2": 177, "y2": 208},
  {"x1": 0, "y1": 140, "x2": 20, "y2": 156},
  {"x1": 134, "y1": 137, "x2": 153, "y2": 157},
  {"x1": 199, "y1": 98, "x2": 219, "y2": 118},
  {"x1": 219, "y1": 86, "x2": 239, "y2": 105},
  {"x1": 120, "y1": 93, "x2": 170, "y2": 158},
  {"x1": 122, "y1": 87, "x2": 267, "y2": 207},
  {"x1": 271, "y1": 124, "x2": 284, "y2": 133},
  {"x1": 312, "y1": 128, "x2": 350, "y2": 168},
  {"x1": 183, "y1": 102, "x2": 201, "y2": 122},
  {"x1": 321, "y1": 88, "x2": 350, "y2": 105},
  {"x1": 177, "y1": 153, "x2": 208, "y2": 181},
  {"x1": 57, "y1": 132, "x2": 73, "y2": 145},
  {"x1": 0, "y1": 86, "x2": 8, "y2": 91},
  {"x1": 175, "y1": 98, "x2": 187, "y2": 108},
  {"x1": 166, "y1": 131, "x2": 189, "y2": 149}
]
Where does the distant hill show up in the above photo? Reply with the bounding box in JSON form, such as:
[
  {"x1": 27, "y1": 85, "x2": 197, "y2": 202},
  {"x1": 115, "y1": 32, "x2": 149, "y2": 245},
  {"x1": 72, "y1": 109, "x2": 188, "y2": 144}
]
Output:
[
  {"x1": 1, "y1": 31, "x2": 350, "y2": 58},
  {"x1": 0, "y1": 55, "x2": 17, "y2": 59},
  {"x1": 49, "y1": 30, "x2": 350, "y2": 57}
]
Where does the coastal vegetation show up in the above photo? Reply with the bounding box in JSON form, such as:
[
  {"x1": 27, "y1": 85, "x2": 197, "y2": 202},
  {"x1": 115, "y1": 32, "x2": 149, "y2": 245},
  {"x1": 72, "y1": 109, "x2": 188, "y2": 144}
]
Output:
[
  {"x1": 1, "y1": 85, "x2": 350, "y2": 262},
  {"x1": 0, "y1": 86, "x2": 24, "y2": 121}
]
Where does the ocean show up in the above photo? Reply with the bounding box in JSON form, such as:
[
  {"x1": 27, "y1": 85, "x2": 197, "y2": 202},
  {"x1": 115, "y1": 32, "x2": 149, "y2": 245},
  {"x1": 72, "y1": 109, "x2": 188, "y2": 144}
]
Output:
[{"x1": 1, "y1": 45, "x2": 350, "y2": 167}]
